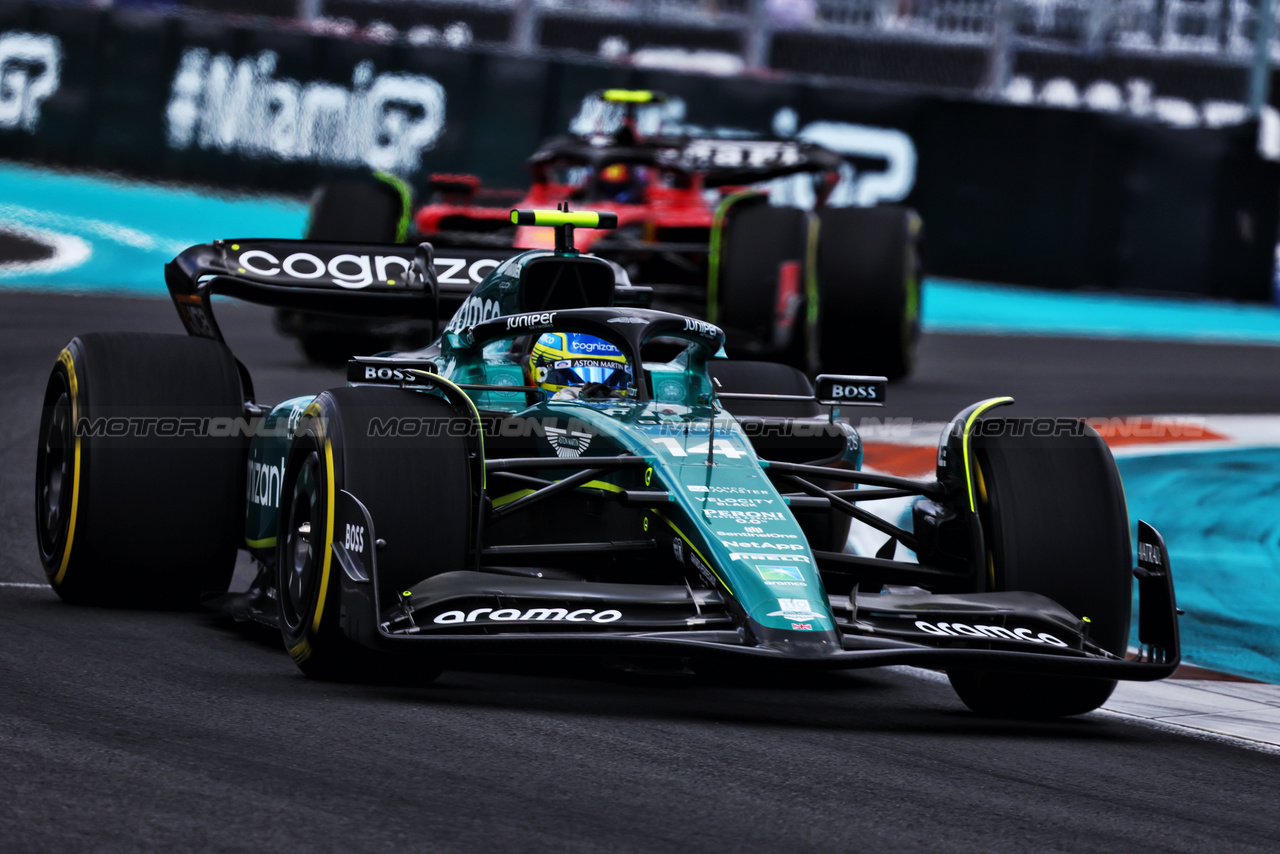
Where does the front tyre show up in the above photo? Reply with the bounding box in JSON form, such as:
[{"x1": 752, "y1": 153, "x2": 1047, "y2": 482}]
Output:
[
  {"x1": 947, "y1": 418, "x2": 1132, "y2": 718},
  {"x1": 278, "y1": 387, "x2": 473, "y2": 681}
]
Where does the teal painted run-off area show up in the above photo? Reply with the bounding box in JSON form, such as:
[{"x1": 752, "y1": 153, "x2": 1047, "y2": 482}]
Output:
[
  {"x1": 4, "y1": 162, "x2": 1280, "y2": 681},
  {"x1": 0, "y1": 162, "x2": 308, "y2": 294},
  {"x1": 1119, "y1": 449, "x2": 1280, "y2": 684},
  {"x1": 5, "y1": 161, "x2": 1280, "y2": 345}
]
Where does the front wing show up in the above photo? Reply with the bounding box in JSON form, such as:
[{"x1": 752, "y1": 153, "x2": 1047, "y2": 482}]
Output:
[{"x1": 331, "y1": 489, "x2": 1180, "y2": 680}]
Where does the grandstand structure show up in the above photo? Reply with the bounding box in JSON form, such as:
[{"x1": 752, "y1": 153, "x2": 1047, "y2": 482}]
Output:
[{"x1": 172, "y1": 0, "x2": 1278, "y2": 113}]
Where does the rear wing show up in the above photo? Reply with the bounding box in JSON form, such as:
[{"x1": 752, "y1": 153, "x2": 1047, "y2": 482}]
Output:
[{"x1": 164, "y1": 239, "x2": 520, "y2": 343}]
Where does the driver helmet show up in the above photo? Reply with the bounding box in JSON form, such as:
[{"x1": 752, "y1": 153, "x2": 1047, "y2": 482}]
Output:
[
  {"x1": 599, "y1": 162, "x2": 644, "y2": 203},
  {"x1": 530, "y1": 332, "x2": 632, "y2": 399}
]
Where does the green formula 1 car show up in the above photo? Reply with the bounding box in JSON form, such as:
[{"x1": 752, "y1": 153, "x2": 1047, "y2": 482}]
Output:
[{"x1": 34, "y1": 209, "x2": 1180, "y2": 719}]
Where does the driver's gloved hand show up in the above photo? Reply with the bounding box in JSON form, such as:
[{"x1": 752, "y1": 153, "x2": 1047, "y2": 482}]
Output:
[{"x1": 580, "y1": 382, "x2": 619, "y2": 399}]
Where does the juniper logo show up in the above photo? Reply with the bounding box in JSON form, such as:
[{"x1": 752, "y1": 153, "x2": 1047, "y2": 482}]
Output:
[{"x1": 165, "y1": 49, "x2": 446, "y2": 172}]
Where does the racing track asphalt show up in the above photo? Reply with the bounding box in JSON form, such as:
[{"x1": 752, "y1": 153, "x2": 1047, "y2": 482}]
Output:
[{"x1": 2, "y1": 291, "x2": 1280, "y2": 853}]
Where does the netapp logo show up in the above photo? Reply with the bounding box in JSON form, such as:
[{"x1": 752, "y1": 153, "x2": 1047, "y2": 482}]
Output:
[
  {"x1": 166, "y1": 49, "x2": 446, "y2": 172},
  {"x1": 0, "y1": 32, "x2": 61, "y2": 133},
  {"x1": 433, "y1": 607, "x2": 622, "y2": 624},
  {"x1": 719, "y1": 541, "x2": 804, "y2": 551},
  {"x1": 236, "y1": 249, "x2": 410, "y2": 289},
  {"x1": 914, "y1": 620, "x2": 1068, "y2": 646}
]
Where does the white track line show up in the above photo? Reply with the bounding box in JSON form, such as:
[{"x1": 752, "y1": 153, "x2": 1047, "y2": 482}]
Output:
[
  {"x1": 0, "y1": 582, "x2": 50, "y2": 589},
  {"x1": 892, "y1": 665, "x2": 1280, "y2": 754}
]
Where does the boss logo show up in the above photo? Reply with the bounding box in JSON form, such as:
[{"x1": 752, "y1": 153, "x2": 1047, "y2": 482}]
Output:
[
  {"x1": 343, "y1": 523, "x2": 365, "y2": 553},
  {"x1": 831, "y1": 384, "x2": 878, "y2": 399},
  {"x1": 815, "y1": 375, "x2": 887, "y2": 406},
  {"x1": 364, "y1": 366, "x2": 416, "y2": 382}
]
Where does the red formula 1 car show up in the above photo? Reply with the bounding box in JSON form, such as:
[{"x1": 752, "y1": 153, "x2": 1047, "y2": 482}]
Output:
[{"x1": 282, "y1": 90, "x2": 922, "y2": 381}]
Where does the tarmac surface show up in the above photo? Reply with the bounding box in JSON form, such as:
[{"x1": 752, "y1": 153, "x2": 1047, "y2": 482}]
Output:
[{"x1": 2, "y1": 291, "x2": 1279, "y2": 852}]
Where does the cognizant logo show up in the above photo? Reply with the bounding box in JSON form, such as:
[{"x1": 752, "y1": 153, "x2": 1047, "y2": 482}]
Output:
[{"x1": 236, "y1": 249, "x2": 411, "y2": 289}]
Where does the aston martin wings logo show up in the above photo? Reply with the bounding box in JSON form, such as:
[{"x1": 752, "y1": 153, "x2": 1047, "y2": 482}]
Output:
[{"x1": 545, "y1": 426, "x2": 593, "y2": 458}]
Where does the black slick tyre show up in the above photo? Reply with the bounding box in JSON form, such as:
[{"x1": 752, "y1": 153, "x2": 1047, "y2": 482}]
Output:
[
  {"x1": 278, "y1": 387, "x2": 473, "y2": 682},
  {"x1": 305, "y1": 176, "x2": 411, "y2": 243},
  {"x1": 812, "y1": 206, "x2": 921, "y2": 380},
  {"x1": 948, "y1": 418, "x2": 1132, "y2": 719},
  {"x1": 35, "y1": 333, "x2": 247, "y2": 606},
  {"x1": 714, "y1": 198, "x2": 810, "y2": 360},
  {"x1": 707, "y1": 360, "x2": 820, "y2": 419},
  {"x1": 282, "y1": 175, "x2": 413, "y2": 364}
]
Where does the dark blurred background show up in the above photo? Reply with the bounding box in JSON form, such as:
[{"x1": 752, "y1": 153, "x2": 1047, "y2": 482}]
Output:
[{"x1": 3, "y1": 0, "x2": 1280, "y2": 299}]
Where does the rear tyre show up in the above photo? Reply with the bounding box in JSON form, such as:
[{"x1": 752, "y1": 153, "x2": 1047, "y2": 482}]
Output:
[
  {"x1": 812, "y1": 206, "x2": 921, "y2": 380},
  {"x1": 305, "y1": 176, "x2": 411, "y2": 243},
  {"x1": 714, "y1": 197, "x2": 810, "y2": 360},
  {"x1": 707, "y1": 360, "x2": 819, "y2": 419},
  {"x1": 947, "y1": 418, "x2": 1132, "y2": 718},
  {"x1": 278, "y1": 387, "x2": 473, "y2": 682},
  {"x1": 282, "y1": 175, "x2": 413, "y2": 365},
  {"x1": 35, "y1": 333, "x2": 246, "y2": 606},
  {"x1": 298, "y1": 331, "x2": 388, "y2": 368}
]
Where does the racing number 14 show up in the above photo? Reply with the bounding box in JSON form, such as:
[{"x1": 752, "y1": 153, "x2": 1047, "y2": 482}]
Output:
[{"x1": 653, "y1": 437, "x2": 743, "y2": 459}]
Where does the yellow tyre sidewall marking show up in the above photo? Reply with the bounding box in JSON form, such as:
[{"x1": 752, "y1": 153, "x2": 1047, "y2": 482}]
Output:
[
  {"x1": 53, "y1": 349, "x2": 81, "y2": 586},
  {"x1": 311, "y1": 411, "x2": 336, "y2": 635}
]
